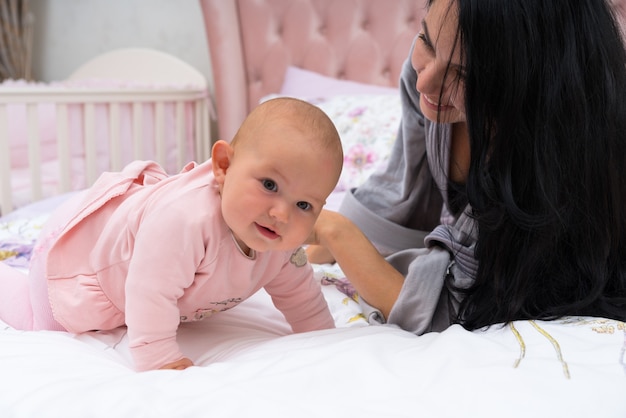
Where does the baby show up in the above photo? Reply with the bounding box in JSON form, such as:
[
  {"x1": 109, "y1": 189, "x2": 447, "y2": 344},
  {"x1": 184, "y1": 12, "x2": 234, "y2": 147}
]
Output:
[{"x1": 4, "y1": 97, "x2": 343, "y2": 371}]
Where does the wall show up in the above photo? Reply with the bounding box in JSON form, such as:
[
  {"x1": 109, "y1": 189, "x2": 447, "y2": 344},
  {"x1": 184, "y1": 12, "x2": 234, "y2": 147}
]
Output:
[{"x1": 29, "y1": 0, "x2": 212, "y2": 87}]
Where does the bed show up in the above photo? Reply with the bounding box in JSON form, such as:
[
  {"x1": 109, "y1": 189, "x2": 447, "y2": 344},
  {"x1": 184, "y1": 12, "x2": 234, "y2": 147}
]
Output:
[{"x1": 1, "y1": 1, "x2": 625, "y2": 417}]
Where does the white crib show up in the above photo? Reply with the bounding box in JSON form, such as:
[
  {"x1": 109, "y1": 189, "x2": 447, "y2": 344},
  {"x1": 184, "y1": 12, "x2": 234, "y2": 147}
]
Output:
[{"x1": 0, "y1": 48, "x2": 212, "y2": 215}]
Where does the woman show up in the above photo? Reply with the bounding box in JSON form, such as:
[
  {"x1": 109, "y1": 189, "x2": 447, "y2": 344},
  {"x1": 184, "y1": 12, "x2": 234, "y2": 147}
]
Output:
[{"x1": 307, "y1": 0, "x2": 626, "y2": 333}]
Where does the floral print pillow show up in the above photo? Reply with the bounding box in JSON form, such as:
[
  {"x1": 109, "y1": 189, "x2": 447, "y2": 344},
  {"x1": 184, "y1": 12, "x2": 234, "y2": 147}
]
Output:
[
  {"x1": 313, "y1": 95, "x2": 401, "y2": 192},
  {"x1": 0, "y1": 214, "x2": 49, "y2": 271}
]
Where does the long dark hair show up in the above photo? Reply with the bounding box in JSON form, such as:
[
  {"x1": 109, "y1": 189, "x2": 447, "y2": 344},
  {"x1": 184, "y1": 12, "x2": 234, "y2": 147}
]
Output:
[{"x1": 453, "y1": 0, "x2": 626, "y2": 329}]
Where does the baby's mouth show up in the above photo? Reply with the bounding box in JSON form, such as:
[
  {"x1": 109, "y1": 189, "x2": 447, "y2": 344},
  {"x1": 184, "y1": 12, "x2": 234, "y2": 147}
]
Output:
[{"x1": 256, "y1": 223, "x2": 279, "y2": 240}]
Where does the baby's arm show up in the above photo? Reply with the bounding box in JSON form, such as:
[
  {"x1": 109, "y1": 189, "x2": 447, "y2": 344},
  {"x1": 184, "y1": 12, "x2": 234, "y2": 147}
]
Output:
[
  {"x1": 125, "y1": 274, "x2": 190, "y2": 371},
  {"x1": 265, "y1": 250, "x2": 335, "y2": 332},
  {"x1": 123, "y1": 207, "x2": 206, "y2": 371}
]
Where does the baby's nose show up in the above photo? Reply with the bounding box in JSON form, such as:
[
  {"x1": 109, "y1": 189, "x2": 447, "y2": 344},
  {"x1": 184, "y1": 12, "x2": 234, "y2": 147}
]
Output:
[{"x1": 269, "y1": 201, "x2": 289, "y2": 222}]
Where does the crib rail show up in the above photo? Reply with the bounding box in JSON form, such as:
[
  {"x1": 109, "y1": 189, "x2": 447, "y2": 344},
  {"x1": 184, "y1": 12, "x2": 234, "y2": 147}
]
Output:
[{"x1": 0, "y1": 86, "x2": 211, "y2": 216}]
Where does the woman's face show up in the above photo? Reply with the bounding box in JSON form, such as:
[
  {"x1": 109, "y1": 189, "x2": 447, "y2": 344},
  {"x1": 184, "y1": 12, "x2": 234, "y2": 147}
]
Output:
[{"x1": 411, "y1": 0, "x2": 466, "y2": 124}]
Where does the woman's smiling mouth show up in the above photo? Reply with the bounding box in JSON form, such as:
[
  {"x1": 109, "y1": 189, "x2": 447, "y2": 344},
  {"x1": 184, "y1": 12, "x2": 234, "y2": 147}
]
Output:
[{"x1": 422, "y1": 93, "x2": 454, "y2": 112}]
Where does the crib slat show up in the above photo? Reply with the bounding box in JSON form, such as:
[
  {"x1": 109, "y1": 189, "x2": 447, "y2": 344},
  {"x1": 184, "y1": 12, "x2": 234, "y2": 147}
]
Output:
[
  {"x1": 27, "y1": 103, "x2": 42, "y2": 202},
  {"x1": 0, "y1": 105, "x2": 12, "y2": 215},
  {"x1": 132, "y1": 102, "x2": 142, "y2": 160},
  {"x1": 109, "y1": 103, "x2": 121, "y2": 171},
  {"x1": 155, "y1": 102, "x2": 165, "y2": 167},
  {"x1": 56, "y1": 103, "x2": 71, "y2": 193},
  {"x1": 194, "y1": 101, "x2": 202, "y2": 164},
  {"x1": 196, "y1": 98, "x2": 210, "y2": 162},
  {"x1": 83, "y1": 103, "x2": 97, "y2": 186},
  {"x1": 176, "y1": 101, "x2": 185, "y2": 168}
]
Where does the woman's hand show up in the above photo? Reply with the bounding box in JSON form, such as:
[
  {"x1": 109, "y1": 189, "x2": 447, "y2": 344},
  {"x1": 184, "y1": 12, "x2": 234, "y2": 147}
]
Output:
[
  {"x1": 159, "y1": 357, "x2": 194, "y2": 370},
  {"x1": 305, "y1": 210, "x2": 349, "y2": 264},
  {"x1": 305, "y1": 244, "x2": 335, "y2": 264},
  {"x1": 306, "y1": 210, "x2": 404, "y2": 318}
]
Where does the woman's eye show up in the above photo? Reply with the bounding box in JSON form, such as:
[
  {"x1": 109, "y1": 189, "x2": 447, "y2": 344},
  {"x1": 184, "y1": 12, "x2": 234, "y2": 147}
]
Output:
[
  {"x1": 454, "y1": 66, "x2": 467, "y2": 81},
  {"x1": 296, "y1": 201, "x2": 311, "y2": 211},
  {"x1": 262, "y1": 179, "x2": 277, "y2": 191},
  {"x1": 417, "y1": 31, "x2": 434, "y2": 53}
]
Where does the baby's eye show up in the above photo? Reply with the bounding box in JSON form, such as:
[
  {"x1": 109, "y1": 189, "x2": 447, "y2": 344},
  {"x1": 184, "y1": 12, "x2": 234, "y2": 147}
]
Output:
[
  {"x1": 296, "y1": 201, "x2": 312, "y2": 211},
  {"x1": 262, "y1": 179, "x2": 278, "y2": 192}
]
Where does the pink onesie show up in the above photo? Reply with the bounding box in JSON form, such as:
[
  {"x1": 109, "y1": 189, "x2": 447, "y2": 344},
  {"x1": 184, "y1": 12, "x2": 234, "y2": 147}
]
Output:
[{"x1": 38, "y1": 160, "x2": 334, "y2": 371}]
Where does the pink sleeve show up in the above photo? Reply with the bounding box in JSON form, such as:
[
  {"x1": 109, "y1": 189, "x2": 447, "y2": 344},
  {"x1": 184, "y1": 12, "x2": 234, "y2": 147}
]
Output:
[
  {"x1": 264, "y1": 252, "x2": 335, "y2": 333},
  {"x1": 124, "y1": 204, "x2": 206, "y2": 371}
]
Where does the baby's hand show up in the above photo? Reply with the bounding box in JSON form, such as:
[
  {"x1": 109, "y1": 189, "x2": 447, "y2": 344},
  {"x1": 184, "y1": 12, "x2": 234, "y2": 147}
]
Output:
[{"x1": 159, "y1": 357, "x2": 194, "y2": 370}]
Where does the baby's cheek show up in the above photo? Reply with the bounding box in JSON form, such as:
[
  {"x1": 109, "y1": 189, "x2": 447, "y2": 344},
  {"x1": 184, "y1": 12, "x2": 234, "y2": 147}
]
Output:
[{"x1": 293, "y1": 219, "x2": 316, "y2": 244}]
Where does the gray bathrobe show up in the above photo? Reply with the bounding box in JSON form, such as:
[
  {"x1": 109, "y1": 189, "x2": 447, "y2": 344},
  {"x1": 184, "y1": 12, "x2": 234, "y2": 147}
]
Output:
[{"x1": 338, "y1": 46, "x2": 477, "y2": 334}]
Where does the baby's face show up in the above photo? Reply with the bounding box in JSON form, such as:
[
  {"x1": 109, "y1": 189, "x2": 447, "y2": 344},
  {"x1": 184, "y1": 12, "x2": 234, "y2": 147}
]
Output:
[{"x1": 217, "y1": 126, "x2": 340, "y2": 254}]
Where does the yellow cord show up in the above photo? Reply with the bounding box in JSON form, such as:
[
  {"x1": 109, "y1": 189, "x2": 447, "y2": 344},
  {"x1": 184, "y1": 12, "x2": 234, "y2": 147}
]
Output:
[
  {"x1": 509, "y1": 322, "x2": 526, "y2": 368},
  {"x1": 529, "y1": 320, "x2": 571, "y2": 379},
  {"x1": 509, "y1": 321, "x2": 571, "y2": 379}
]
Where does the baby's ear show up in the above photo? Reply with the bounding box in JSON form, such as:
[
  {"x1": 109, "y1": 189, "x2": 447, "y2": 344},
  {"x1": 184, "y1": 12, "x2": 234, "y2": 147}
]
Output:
[{"x1": 211, "y1": 140, "x2": 233, "y2": 184}]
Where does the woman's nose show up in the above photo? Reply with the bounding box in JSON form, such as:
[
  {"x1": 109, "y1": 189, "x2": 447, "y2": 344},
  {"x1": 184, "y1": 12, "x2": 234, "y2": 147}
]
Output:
[
  {"x1": 412, "y1": 46, "x2": 440, "y2": 95},
  {"x1": 411, "y1": 42, "x2": 425, "y2": 76}
]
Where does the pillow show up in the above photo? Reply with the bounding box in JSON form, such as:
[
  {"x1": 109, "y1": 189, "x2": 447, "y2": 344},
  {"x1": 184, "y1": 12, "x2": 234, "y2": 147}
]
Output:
[
  {"x1": 314, "y1": 95, "x2": 401, "y2": 191},
  {"x1": 270, "y1": 68, "x2": 403, "y2": 192},
  {"x1": 264, "y1": 92, "x2": 402, "y2": 192},
  {"x1": 0, "y1": 213, "x2": 50, "y2": 271},
  {"x1": 279, "y1": 66, "x2": 398, "y2": 99}
]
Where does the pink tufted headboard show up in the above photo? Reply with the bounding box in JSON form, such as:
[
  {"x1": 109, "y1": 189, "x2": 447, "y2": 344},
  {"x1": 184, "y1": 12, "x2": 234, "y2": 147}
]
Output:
[
  {"x1": 199, "y1": 0, "x2": 425, "y2": 142},
  {"x1": 199, "y1": 0, "x2": 626, "y2": 142}
]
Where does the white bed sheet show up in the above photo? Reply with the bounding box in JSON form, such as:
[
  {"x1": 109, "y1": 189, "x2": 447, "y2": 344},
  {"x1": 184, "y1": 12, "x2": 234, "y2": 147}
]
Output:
[
  {"x1": 1, "y1": 193, "x2": 625, "y2": 418},
  {"x1": 1, "y1": 297, "x2": 625, "y2": 417}
]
